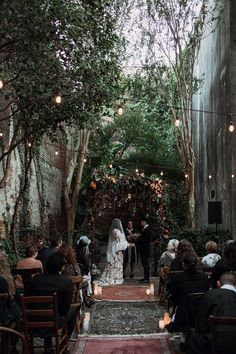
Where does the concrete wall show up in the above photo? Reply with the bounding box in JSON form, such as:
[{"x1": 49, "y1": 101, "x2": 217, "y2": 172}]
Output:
[{"x1": 193, "y1": 0, "x2": 236, "y2": 236}]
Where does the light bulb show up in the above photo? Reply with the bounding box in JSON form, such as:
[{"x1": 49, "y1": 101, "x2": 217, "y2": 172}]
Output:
[
  {"x1": 28, "y1": 142, "x2": 32, "y2": 148},
  {"x1": 229, "y1": 122, "x2": 235, "y2": 133},
  {"x1": 84, "y1": 158, "x2": 87, "y2": 163},
  {"x1": 160, "y1": 171, "x2": 164, "y2": 176},
  {"x1": 0, "y1": 132, "x2": 3, "y2": 137},
  {"x1": 0, "y1": 80, "x2": 4, "y2": 89},
  {"x1": 185, "y1": 174, "x2": 188, "y2": 179},
  {"x1": 109, "y1": 163, "x2": 113, "y2": 169},
  {"x1": 135, "y1": 168, "x2": 139, "y2": 173},
  {"x1": 175, "y1": 118, "x2": 180, "y2": 127},
  {"x1": 232, "y1": 174, "x2": 235, "y2": 179},
  {"x1": 55, "y1": 151, "x2": 59, "y2": 156},
  {"x1": 54, "y1": 95, "x2": 62, "y2": 104},
  {"x1": 209, "y1": 174, "x2": 212, "y2": 180},
  {"x1": 117, "y1": 106, "x2": 124, "y2": 116}
]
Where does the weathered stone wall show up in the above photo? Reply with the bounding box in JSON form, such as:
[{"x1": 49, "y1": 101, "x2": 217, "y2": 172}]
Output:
[{"x1": 193, "y1": 0, "x2": 236, "y2": 236}]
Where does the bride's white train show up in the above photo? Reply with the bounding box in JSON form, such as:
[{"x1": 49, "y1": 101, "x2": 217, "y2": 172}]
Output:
[{"x1": 99, "y1": 218, "x2": 128, "y2": 286}]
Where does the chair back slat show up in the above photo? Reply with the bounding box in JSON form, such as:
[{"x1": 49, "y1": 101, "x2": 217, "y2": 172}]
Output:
[{"x1": 25, "y1": 309, "x2": 54, "y2": 317}]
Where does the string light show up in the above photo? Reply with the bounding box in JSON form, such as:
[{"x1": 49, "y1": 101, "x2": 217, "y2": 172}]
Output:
[
  {"x1": 229, "y1": 122, "x2": 235, "y2": 133},
  {"x1": 117, "y1": 105, "x2": 124, "y2": 116},
  {"x1": 185, "y1": 174, "x2": 188, "y2": 179},
  {"x1": 55, "y1": 151, "x2": 59, "y2": 156},
  {"x1": 175, "y1": 118, "x2": 180, "y2": 127},
  {"x1": 109, "y1": 163, "x2": 113, "y2": 169},
  {"x1": 160, "y1": 171, "x2": 164, "y2": 176},
  {"x1": 54, "y1": 94, "x2": 62, "y2": 104},
  {"x1": 0, "y1": 132, "x2": 3, "y2": 137},
  {"x1": 28, "y1": 142, "x2": 32, "y2": 148},
  {"x1": 135, "y1": 168, "x2": 139, "y2": 173},
  {"x1": 84, "y1": 157, "x2": 87, "y2": 163},
  {"x1": 232, "y1": 174, "x2": 235, "y2": 179},
  {"x1": 0, "y1": 80, "x2": 4, "y2": 89},
  {"x1": 208, "y1": 174, "x2": 212, "y2": 180}
]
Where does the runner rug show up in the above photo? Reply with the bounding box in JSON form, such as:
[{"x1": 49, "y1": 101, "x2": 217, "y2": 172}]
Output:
[
  {"x1": 73, "y1": 335, "x2": 174, "y2": 354},
  {"x1": 97, "y1": 285, "x2": 153, "y2": 301},
  {"x1": 89, "y1": 301, "x2": 163, "y2": 335}
]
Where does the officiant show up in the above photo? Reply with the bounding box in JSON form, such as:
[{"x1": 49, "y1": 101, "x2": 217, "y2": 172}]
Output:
[{"x1": 123, "y1": 220, "x2": 138, "y2": 279}]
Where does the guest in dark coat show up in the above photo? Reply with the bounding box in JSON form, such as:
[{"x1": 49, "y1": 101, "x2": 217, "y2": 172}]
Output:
[
  {"x1": 136, "y1": 218, "x2": 152, "y2": 283},
  {"x1": 166, "y1": 254, "x2": 209, "y2": 332},
  {"x1": 190, "y1": 272, "x2": 236, "y2": 354},
  {"x1": 210, "y1": 242, "x2": 236, "y2": 288},
  {"x1": 170, "y1": 239, "x2": 198, "y2": 271},
  {"x1": 40, "y1": 238, "x2": 62, "y2": 268},
  {"x1": 29, "y1": 252, "x2": 78, "y2": 349}
]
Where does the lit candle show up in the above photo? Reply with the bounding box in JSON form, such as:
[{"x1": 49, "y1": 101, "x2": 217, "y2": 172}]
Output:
[
  {"x1": 94, "y1": 289, "x2": 99, "y2": 296},
  {"x1": 150, "y1": 284, "x2": 155, "y2": 295},
  {"x1": 83, "y1": 312, "x2": 90, "y2": 332},
  {"x1": 146, "y1": 288, "x2": 151, "y2": 295},
  {"x1": 98, "y1": 286, "x2": 103, "y2": 295},
  {"x1": 159, "y1": 320, "x2": 165, "y2": 329}
]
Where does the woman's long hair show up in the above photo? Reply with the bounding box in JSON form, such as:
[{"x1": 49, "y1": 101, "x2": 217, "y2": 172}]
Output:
[
  {"x1": 0, "y1": 252, "x2": 15, "y2": 297},
  {"x1": 183, "y1": 254, "x2": 198, "y2": 276},
  {"x1": 58, "y1": 243, "x2": 77, "y2": 271},
  {"x1": 176, "y1": 239, "x2": 198, "y2": 261}
]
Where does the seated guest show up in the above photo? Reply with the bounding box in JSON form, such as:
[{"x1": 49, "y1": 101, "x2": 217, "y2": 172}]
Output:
[
  {"x1": 17, "y1": 246, "x2": 43, "y2": 270},
  {"x1": 166, "y1": 254, "x2": 209, "y2": 332},
  {"x1": 76, "y1": 236, "x2": 92, "y2": 275},
  {"x1": 190, "y1": 272, "x2": 236, "y2": 354},
  {"x1": 170, "y1": 239, "x2": 198, "y2": 271},
  {"x1": 29, "y1": 253, "x2": 78, "y2": 349},
  {"x1": 36, "y1": 237, "x2": 47, "y2": 263},
  {"x1": 0, "y1": 254, "x2": 21, "y2": 331},
  {"x1": 40, "y1": 238, "x2": 62, "y2": 267},
  {"x1": 58, "y1": 243, "x2": 94, "y2": 307},
  {"x1": 159, "y1": 239, "x2": 179, "y2": 270},
  {"x1": 201, "y1": 241, "x2": 221, "y2": 268},
  {"x1": 210, "y1": 242, "x2": 236, "y2": 288}
]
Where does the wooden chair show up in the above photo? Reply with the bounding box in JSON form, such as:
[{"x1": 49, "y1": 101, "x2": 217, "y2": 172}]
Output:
[
  {"x1": 20, "y1": 293, "x2": 68, "y2": 354},
  {"x1": 68, "y1": 275, "x2": 85, "y2": 334},
  {"x1": 209, "y1": 315, "x2": 236, "y2": 354},
  {"x1": 12, "y1": 267, "x2": 42, "y2": 294},
  {"x1": 0, "y1": 326, "x2": 27, "y2": 354}
]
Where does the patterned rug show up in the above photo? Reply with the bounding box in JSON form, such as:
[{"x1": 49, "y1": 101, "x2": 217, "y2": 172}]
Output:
[
  {"x1": 73, "y1": 335, "x2": 174, "y2": 354},
  {"x1": 97, "y1": 285, "x2": 154, "y2": 301},
  {"x1": 89, "y1": 301, "x2": 163, "y2": 335}
]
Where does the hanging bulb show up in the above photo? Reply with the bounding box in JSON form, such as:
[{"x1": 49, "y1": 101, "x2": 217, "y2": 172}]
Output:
[
  {"x1": 55, "y1": 151, "x2": 59, "y2": 156},
  {"x1": 135, "y1": 168, "x2": 139, "y2": 173},
  {"x1": 84, "y1": 158, "x2": 87, "y2": 163},
  {"x1": 160, "y1": 171, "x2": 164, "y2": 176},
  {"x1": 0, "y1": 80, "x2": 4, "y2": 89},
  {"x1": 229, "y1": 122, "x2": 235, "y2": 133},
  {"x1": 109, "y1": 163, "x2": 113, "y2": 169},
  {"x1": 175, "y1": 118, "x2": 180, "y2": 127},
  {"x1": 185, "y1": 174, "x2": 188, "y2": 179},
  {"x1": 0, "y1": 132, "x2": 3, "y2": 137},
  {"x1": 54, "y1": 94, "x2": 62, "y2": 104},
  {"x1": 208, "y1": 174, "x2": 212, "y2": 180},
  {"x1": 232, "y1": 174, "x2": 235, "y2": 179},
  {"x1": 28, "y1": 142, "x2": 32, "y2": 148},
  {"x1": 117, "y1": 105, "x2": 124, "y2": 116}
]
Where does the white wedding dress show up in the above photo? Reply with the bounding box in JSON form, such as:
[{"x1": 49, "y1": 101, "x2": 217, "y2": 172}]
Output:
[{"x1": 99, "y1": 219, "x2": 128, "y2": 286}]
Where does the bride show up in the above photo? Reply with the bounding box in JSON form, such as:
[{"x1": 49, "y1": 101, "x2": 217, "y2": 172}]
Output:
[{"x1": 99, "y1": 218, "x2": 128, "y2": 286}]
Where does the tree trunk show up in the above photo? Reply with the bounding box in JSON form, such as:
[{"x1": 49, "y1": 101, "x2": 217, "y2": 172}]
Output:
[
  {"x1": 64, "y1": 128, "x2": 91, "y2": 244},
  {"x1": 186, "y1": 161, "x2": 195, "y2": 228}
]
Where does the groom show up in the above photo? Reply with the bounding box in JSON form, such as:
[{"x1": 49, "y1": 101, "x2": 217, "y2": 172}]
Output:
[{"x1": 136, "y1": 217, "x2": 152, "y2": 284}]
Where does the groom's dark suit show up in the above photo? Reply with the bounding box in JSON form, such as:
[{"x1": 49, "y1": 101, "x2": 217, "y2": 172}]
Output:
[{"x1": 136, "y1": 225, "x2": 152, "y2": 281}]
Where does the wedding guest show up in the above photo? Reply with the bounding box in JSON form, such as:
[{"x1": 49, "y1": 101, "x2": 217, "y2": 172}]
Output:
[
  {"x1": 190, "y1": 272, "x2": 236, "y2": 354},
  {"x1": 29, "y1": 253, "x2": 78, "y2": 351},
  {"x1": 170, "y1": 239, "x2": 198, "y2": 271},
  {"x1": 17, "y1": 246, "x2": 43, "y2": 270},
  {"x1": 76, "y1": 236, "x2": 92, "y2": 275},
  {"x1": 137, "y1": 217, "x2": 152, "y2": 283},
  {"x1": 166, "y1": 254, "x2": 209, "y2": 332},
  {"x1": 210, "y1": 242, "x2": 236, "y2": 288},
  {"x1": 0, "y1": 253, "x2": 21, "y2": 332},
  {"x1": 123, "y1": 220, "x2": 138, "y2": 279},
  {"x1": 201, "y1": 241, "x2": 221, "y2": 268},
  {"x1": 159, "y1": 239, "x2": 179, "y2": 269},
  {"x1": 40, "y1": 237, "x2": 63, "y2": 267},
  {"x1": 58, "y1": 243, "x2": 94, "y2": 306}
]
